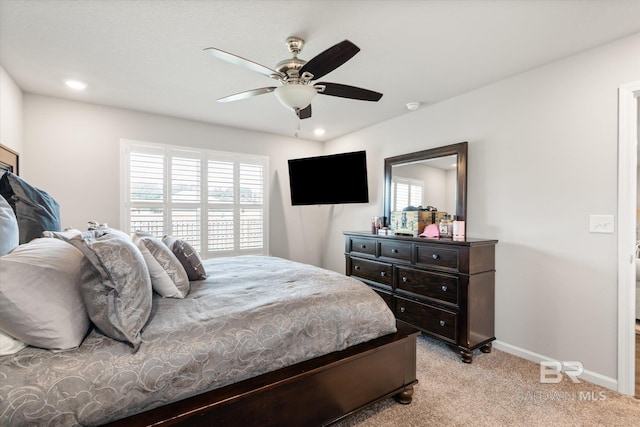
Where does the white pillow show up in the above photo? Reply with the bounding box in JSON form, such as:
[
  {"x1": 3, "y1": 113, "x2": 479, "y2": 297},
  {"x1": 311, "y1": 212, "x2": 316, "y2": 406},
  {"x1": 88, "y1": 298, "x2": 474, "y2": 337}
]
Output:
[
  {"x1": 0, "y1": 238, "x2": 91, "y2": 351},
  {"x1": 0, "y1": 330, "x2": 27, "y2": 355},
  {"x1": 133, "y1": 232, "x2": 190, "y2": 298},
  {"x1": 0, "y1": 195, "x2": 19, "y2": 256}
]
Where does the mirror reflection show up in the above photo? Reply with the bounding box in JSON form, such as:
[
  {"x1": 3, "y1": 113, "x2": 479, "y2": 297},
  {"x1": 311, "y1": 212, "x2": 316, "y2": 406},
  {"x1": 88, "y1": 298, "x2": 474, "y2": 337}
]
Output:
[
  {"x1": 383, "y1": 142, "x2": 467, "y2": 229},
  {"x1": 390, "y1": 154, "x2": 457, "y2": 214}
]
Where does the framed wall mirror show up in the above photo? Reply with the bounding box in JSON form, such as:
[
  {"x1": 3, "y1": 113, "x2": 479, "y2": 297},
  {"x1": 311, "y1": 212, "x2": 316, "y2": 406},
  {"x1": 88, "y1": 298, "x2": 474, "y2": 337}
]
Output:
[{"x1": 383, "y1": 141, "x2": 468, "y2": 226}]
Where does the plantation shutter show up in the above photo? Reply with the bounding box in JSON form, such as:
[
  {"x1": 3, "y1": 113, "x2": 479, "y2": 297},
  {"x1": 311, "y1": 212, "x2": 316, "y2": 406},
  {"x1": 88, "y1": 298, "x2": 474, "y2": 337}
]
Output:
[
  {"x1": 392, "y1": 178, "x2": 424, "y2": 211},
  {"x1": 123, "y1": 140, "x2": 268, "y2": 258}
]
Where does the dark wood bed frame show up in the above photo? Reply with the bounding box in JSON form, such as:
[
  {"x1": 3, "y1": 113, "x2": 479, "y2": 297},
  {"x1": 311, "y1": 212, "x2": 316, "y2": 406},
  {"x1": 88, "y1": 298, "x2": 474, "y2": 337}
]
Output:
[
  {"x1": 0, "y1": 143, "x2": 19, "y2": 176},
  {"x1": 104, "y1": 322, "x2": 419, "y2": 426}
]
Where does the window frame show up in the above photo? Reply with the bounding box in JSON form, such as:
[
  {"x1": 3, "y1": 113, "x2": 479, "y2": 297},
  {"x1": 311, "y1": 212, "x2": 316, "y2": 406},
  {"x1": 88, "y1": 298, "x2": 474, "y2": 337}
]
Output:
[
  {"x1": 391, "y1": 176, "x2": 424, "y2": 211},
  {"x1": 120, "y1": 139, "x2": 269, "y2": 258}
]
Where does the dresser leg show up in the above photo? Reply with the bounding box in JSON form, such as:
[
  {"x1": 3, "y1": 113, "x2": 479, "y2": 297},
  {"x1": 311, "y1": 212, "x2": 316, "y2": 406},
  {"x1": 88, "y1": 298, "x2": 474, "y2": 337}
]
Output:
[
  {"x1": 480, "y1": 343, "x2": 492, "y2": 353},
  {"x1": 393, "y1": 386, "x2": 414, "y2": 405},
  {"x1": 460, "y1": 349, "x2": 473, "y2": 363}
]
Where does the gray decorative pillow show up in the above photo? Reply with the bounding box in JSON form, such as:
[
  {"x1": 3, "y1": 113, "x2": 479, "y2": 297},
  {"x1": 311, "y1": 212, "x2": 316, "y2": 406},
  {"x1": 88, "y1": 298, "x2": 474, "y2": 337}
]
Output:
[
  {"x1": 133, "y1": 231, "x2": 190, "y2": 298},
  {"x1": 62, "y1": 230, "x2": 152, "y2": 350},
  {"x1": 162, "y1": 235, "x2": 207, "y2": 281},
  {"x1": 0, "y1": 195, "x2": 19, "y2": 256},
  {"x1": 0, "y1": 171, "x2": 61, "y2": 244},
  {"x1": 0, "y1": 238, "x2": 91, "y2": 351}
]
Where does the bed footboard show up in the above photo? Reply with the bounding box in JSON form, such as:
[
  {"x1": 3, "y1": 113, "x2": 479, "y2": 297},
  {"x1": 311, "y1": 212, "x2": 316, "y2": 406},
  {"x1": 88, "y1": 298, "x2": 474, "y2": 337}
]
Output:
[{"x1": 104, "y1": 322, "x2": 419, "y2": 427}]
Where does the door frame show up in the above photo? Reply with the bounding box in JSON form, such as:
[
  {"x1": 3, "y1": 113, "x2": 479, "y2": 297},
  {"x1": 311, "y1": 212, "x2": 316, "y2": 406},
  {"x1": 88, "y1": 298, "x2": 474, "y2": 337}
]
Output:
[{"x1": 617, "y1": 80, "x2": 640, "y2": 396}]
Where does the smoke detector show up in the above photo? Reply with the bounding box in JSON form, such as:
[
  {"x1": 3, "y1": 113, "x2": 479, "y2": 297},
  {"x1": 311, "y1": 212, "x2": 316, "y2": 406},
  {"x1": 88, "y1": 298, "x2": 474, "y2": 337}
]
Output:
[{"x1": 406, "y1": 102, "x2": 421, "y2": 111}]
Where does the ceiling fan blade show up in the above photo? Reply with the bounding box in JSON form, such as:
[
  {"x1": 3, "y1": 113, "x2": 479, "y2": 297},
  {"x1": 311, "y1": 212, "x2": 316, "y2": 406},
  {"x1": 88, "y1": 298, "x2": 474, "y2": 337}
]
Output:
[
  {"x1": 217, "y1": 87, "x2": 277, "y2": 103},
  {"x1": 296, "y1": 104, "x2": 312, "y2": 119},
  {"x1": 299, "y1": 40, "x2": 360, "y2": 80},
  {"x1": 315, "y1": 82, "x2": 383, "y2": 101},
  {"x1": 204, "y1": 47, "x2": 286, "y2": 81}
]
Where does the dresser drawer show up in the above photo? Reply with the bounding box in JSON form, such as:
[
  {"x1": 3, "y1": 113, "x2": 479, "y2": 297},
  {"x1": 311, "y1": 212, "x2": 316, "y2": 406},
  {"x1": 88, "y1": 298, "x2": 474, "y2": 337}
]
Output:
[
  {"x1": 415, "y1": 244, "x2": 459, "y2": 271},
  {"x1": 379, "y1": 240, "x2": 412, "y2": 261},
  {"x1": 348, "y1": 237, "x2": 377, "y2": 256},
  {"x1": 396, "y1": 266, "x2": 459, "y2": 306},
  {"x1": 348, "y1": 257, "x2": 393, "y2": 287},
  {"x1": 395, "y1": 296, "x2": 457, "y2": 342}
]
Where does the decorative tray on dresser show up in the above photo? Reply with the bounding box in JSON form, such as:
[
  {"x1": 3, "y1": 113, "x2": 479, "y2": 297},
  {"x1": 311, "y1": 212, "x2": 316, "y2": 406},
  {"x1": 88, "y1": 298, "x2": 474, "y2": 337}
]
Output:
[{"x1": 344, "y1": 231, "x2": 497, "y2": 363}]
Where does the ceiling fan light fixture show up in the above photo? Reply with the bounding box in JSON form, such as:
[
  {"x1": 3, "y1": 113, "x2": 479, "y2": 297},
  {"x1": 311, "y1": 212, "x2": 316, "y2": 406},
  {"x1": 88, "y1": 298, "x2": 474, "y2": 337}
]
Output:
[{"x1": 274, "y1": 84, "x2": 317, "y2": 110}]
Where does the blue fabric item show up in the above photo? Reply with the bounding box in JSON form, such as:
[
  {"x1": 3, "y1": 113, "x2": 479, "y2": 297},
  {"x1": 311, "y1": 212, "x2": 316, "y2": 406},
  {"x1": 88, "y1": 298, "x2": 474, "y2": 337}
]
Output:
[{"x1": 0, "y1": 172, "x2": 61, "y2": 244}]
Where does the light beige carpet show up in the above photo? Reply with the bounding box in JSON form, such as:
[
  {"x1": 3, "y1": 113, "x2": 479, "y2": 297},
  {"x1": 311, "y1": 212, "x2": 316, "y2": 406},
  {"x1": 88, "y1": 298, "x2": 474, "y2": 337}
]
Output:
[{"x1": 334, "y1": 334, "x2": 640, "y2": 426}]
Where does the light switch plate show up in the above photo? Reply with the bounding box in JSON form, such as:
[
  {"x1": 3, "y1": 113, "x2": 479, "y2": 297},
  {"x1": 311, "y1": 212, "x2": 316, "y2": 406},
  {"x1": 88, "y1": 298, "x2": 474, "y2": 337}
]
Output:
[{"x1": 589, "y1": 214, "x2": 614, "y2": 233}]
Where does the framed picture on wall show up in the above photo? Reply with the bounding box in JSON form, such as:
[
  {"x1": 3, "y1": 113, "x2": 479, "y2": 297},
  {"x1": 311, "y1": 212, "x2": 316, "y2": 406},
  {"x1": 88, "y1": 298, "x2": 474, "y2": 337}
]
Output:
[{"x1": 0, "y1": 143, "x2": 19, "y2": 175}]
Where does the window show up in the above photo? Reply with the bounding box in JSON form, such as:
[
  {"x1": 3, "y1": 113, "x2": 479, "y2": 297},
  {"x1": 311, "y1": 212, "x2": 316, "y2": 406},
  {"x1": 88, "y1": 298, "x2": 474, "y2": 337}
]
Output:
[
  {"x1": 121, "y1": 140, "x2": 268, "y2": 258},
  {"x1": 391, "y1": 177, "x2": 423, "y2": 211}
]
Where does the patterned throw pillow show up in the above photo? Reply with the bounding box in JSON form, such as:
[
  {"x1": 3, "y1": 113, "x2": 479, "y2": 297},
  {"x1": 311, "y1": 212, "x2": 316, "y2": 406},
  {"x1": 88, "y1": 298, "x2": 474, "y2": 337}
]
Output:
[
  {"x1": 62, "y1": 230, "x2": 152, "y2": 351},
  {"x1": 133, "y1": 231, "x2": 190, "y2": 298},
  {"x1": 162, "y1": 235, "x2": 207, "y2": 281}
]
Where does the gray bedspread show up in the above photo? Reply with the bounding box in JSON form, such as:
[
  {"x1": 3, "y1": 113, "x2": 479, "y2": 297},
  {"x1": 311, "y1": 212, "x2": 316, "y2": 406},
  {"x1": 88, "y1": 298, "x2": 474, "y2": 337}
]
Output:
[{"x1": 0, "y1": 255, "x2": 396, "y2": 426}]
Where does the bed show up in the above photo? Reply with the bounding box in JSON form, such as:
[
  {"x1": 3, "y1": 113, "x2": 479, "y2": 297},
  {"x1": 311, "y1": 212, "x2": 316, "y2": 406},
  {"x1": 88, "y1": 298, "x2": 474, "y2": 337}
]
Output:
[{"x1": 0, "y1": 173, "x2": 419, "y2": 426}]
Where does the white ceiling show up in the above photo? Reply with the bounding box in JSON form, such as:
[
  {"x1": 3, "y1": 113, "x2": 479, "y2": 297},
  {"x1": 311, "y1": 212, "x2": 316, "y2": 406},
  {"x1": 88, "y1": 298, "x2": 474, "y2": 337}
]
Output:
[{"x1": 1, "y1": 0, "x2": 640, "y2": 142}]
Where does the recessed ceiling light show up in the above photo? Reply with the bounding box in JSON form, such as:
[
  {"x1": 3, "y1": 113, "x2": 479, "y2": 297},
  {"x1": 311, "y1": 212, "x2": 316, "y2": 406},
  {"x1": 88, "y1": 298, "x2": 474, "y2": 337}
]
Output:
[
  {"x1": 406, "y1": 102, "x2": 421, "y2": 111},
  {"x1": 313, "y1": 128, "x2": 326, "y2": 136},
  {"x1": 65, "y1": 80, "x2": 87, "y2": 90}
]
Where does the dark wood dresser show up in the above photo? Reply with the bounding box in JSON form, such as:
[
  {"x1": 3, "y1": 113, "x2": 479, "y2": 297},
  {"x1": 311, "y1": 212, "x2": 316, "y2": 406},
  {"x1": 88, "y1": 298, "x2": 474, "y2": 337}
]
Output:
[{"x1": 344, "y1": 231, "x2": 497, "y2": 363}]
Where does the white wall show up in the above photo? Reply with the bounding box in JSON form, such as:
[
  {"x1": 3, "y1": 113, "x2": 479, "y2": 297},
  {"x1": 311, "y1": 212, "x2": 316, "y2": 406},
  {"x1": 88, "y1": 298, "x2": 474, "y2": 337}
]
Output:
[
  {"x1": 323, "y1": 32, "x2": 640, "y2": 384},
  {"x1": 22, "y1": 95, "x2": 326, "y2": 265},
  {"x1": 0, "y1": 66, "x2": 23, "y2": 154}
]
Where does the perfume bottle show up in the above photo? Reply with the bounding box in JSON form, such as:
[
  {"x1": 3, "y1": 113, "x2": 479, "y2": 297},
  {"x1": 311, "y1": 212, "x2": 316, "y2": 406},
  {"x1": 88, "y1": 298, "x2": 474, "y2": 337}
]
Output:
[
  {"x1": 372, "y1": 216, "x2": 381, "y2": 234},
  {"x1": 439, "y1": 215, "x2": 453, "y2": 238}
]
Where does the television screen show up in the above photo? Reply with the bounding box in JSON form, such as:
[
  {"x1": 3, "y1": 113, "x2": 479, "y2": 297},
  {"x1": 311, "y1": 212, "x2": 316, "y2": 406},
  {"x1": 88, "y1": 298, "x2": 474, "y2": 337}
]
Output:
[{"x1": 288, "y1": 151, "x2": 369, "y2": 205}]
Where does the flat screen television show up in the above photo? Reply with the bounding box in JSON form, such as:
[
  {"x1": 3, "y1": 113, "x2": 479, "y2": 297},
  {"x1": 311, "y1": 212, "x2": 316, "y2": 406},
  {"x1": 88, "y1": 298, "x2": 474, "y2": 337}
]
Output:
[{"x1": 288, "y1": 150, "x2": 369, "y2": 205}]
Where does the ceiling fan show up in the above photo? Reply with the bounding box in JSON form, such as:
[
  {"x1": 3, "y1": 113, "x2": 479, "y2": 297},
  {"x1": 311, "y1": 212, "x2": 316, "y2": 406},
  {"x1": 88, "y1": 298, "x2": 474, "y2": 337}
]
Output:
[{"x1": 204, "y1": 37, "x2": 383, "y2": 119}]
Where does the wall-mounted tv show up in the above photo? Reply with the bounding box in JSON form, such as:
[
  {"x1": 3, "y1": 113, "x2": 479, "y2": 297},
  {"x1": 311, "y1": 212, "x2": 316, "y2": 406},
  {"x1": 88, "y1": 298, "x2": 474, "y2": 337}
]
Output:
[{"x1": 288, "y1": 150, "x2": 369, "y2": 206}]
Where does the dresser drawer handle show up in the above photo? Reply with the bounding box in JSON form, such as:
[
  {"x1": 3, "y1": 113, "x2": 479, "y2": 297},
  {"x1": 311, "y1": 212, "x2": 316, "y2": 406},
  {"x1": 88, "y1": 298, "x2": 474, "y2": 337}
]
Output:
[
  {"x1": 360, "y1": 244, "x2": 367, "y2": 249},
  {"x1": 380, "y1": 271, "x2": 387, "y2": 277},
  {"x1": 402, "y1": 276, "x2": 408, "y2": 283},
  {"x1": 354, "y1": 265, "x2": 361, "y2": 271},
  {"x1": 432, "y1": 254, "x2": 439, "y2": 260},
  {"x1": 391, "y1": 248, "x2": 398, "y2": 253},
  {"x1": 400, "y1": 306, "x2": 406, "y2": 313},
  {"x1": 439, "y1": 320, "x2": 446, "y2": 327},
  {"x1": 441, "y1": 285, "x2": 448, "y2": 292}
]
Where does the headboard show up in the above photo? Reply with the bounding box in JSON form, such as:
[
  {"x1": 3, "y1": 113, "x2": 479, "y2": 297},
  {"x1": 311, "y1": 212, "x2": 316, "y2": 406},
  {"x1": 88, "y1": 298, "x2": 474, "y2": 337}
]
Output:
[{"x1": 0, "y1": 143, "x2": 19, "y2": 175}]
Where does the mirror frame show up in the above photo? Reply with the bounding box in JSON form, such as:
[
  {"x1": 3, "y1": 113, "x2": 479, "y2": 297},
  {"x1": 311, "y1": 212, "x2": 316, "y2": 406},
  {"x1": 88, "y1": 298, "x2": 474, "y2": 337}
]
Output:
[{"x1": 383, "y1": 141, "x2": 468, "y2": 226}]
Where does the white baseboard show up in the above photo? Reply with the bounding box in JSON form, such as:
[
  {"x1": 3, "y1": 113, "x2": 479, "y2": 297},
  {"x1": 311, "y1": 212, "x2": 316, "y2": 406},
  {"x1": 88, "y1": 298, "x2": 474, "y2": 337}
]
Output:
[{"x1": 493, "y1": 340, "x2": 618, "y2": 392}]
